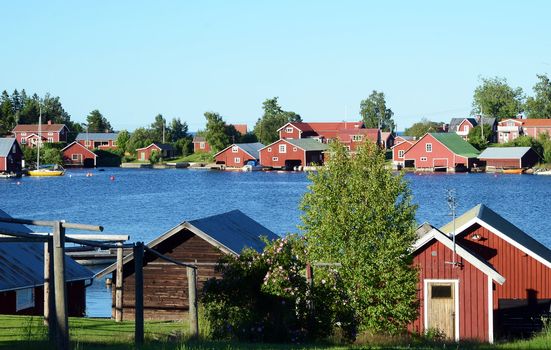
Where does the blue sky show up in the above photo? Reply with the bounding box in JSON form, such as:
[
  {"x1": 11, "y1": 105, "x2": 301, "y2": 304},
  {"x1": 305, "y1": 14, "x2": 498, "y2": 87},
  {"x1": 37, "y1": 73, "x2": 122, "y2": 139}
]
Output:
[{"x1": 2, "y1": 1, "x2": 550, "y2": 131}]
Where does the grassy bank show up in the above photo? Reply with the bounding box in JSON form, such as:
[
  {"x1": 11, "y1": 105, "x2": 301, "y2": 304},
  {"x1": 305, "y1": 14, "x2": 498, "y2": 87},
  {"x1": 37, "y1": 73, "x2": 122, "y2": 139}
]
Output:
[{"x1": 1, "y1": 315, "x2": 551, "y2": 349}]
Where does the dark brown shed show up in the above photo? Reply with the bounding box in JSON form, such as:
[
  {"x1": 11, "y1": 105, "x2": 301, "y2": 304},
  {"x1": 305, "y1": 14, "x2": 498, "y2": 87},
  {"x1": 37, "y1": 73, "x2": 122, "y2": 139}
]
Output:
[{"x1": 478, "y1": 147, "x2": 540, "y2": 169}]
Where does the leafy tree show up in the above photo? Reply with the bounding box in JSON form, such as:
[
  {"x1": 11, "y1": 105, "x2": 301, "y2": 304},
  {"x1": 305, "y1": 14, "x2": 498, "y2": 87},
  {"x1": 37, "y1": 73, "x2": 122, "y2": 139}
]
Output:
[
  {"x1": 404, "y1": 118, "x2": 444, "y2": 139},
  {"x1": 126, "y1": 127, "x2": 153, "y2": 154},
  {"x1": 301, "y1": 141, "x2": 419, "y2": 334},
  {"x1": 168, "y1": 118, "x2": 189, "y2": 142},
  {"x1": 225, "y1": 124, "x2": 241, "y2": 144},
  {"x1": 467, "y1": 124, "x2": 494, "y2": 150},
  {"x1": 86, "y1": 109, "x2": 113, "y2": 133},
  {"x1": 472, "y1": 77, "x2": 524, "y2": 120},
  {"x1": 537, "y1": 133, "x2": 551, "y2": 164},
  {"x1": 115, "y1": 130, "x2": 131, "y2": 154},
  {"x1": 499, "y1": 135, "x2": 544, "y2": 159},
  {"x1": 240, "y1": 132, "x2": 258, "y2": 143},
  {"x1": 204, "y1": 112, "x2": 230, "y2": 152},
  {"x1": 150, "y1": 114, "x2": 167, "y2": 143},
  {"x1": 254, "y1": 97, "x2": 301, "y2": 144},
  {"x1": 525, "y1": 74, "x2": 551, "y2": 119},
  {"x1": 41, "y1": 146, "x2": 63, "y2": 165},
  {"x1": 360, "y1": 90, "x2": 395, "y2": 131},
  {"x1": 0, "y1": 91, "x2": 15, "y2": 135}
]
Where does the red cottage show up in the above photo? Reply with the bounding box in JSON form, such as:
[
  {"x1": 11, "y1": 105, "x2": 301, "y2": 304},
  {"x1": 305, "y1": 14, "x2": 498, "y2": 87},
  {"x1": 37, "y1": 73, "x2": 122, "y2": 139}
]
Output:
[
  {"x1": 391, "y1": 140, "x2": 414, "y2": 168},
  {"x1": 12, "y1": 121, "x2": 69, "y2": 147},
  {"x1": 76, "y1": 132, "x2": 119, "y2": 150},
  {"x1": 403, "y1": 133, "x2": 480, "y2": 172},
  {"x1": 520, "y1": 118, "x2": 551, "y2": 138},
  {"x1": 0, "y1": 138, "x2": 23, "y2": 175},
  {"x1": 411, "y1": 204, "x2": 551, "y2": 342},
  {"x1": 214, "y1": 142, "x2": 264, "y2": 168},
  {"x1": 62, "y1": 141, "x2": 98, "y2": 167},
  {"x1": 192, "y1": 136, "x2": 210, "y2": 153},
  {"x1": 337, "y1": 128, "x2": 380, "y2": 152},
  {"x1": 277, "y1": 121, "x2": 364, "y2": 142},
  {"x1": 136, "y1": 143, "x2": 176, "y2": 161},
  {"x1": 259, "y1": 138, "x2": 328, "y2": 169}
]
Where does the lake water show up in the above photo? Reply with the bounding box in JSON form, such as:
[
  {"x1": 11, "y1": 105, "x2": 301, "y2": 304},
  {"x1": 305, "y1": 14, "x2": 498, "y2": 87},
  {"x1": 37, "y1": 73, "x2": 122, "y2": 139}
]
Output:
[{"x1": 1, "y1": 168, "x2": 550, "y2": 317}]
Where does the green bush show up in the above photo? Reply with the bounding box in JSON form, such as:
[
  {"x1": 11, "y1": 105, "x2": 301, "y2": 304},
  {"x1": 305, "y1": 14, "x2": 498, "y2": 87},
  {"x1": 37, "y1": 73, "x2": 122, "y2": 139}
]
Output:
[
  {"x1": 201, "y1": 235, "x2": 356, "y2": 343},
  {"x1": 149, "y1": 150, "x2": 161, "y2": 164}
]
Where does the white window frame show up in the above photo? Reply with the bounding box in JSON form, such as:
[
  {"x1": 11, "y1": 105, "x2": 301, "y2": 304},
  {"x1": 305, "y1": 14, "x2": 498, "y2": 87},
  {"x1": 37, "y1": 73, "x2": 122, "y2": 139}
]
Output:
[
  {"x1": 463, "y1": 125, "x2": 469, "y2": 132},
  {"x1": 285, "y1": 127, "x2": 294, "y2": 133},
  {"x1": 231, "y1": 146, "x2": 239, "y2": 153},
  {"x1": 293, "y1": 147, "x2": 297, "y2": 152},
  {"x1": 272, "y1": 157, "x2": 278, "y2": 162},
  {"x1": 85, "y1": 140, "x2": 91, "y2": 147},
  {"x1": 398, "y1": 150, "x2": 405, "y2": 158},
  {"x1": 426, "y1": 143, "x2": 432, "y2": 152},
  {"x1": 16, "y1": 288, "x2": 35, "y2": 311},
  {"x1": 352, "y1": 135, "x2": 363, "y2": 142},
  {"x1": 279, "y1": 144, "x2": 286, "y2": 153},
  {"x1": 48, "y1": 131, "x2": 53, "y2": 136},
  {"x1": 234, "y1": 157, "x2": 241, "y2": 164},
  {"x1": 267, "y1": 147, "x2": 272, "y2": 152},
  {"x1": 48, "y1": 137, "x2": 54, "y2": 143},
  {"x1": 199, "y1": 142, "x2": 205, "y2": 149},
  {"x1": 72, "y1": 154, "x2": 79, "y2": 161},
  {"x1": 21, "y1": 132, "x2": 27, "y2": 136},
  {"x1": 421, "y1": 157, "x2": 428, "y2": 161}
]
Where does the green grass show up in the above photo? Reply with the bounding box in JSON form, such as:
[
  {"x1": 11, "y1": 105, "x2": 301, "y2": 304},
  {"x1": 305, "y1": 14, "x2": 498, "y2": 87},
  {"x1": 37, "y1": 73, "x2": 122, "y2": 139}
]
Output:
[
  {"x1": 173, "y1": 152, "x2": 214, "y2": 163},
  {"x1": 1, "y1": 315, "x2": 551, "y2": 350}
]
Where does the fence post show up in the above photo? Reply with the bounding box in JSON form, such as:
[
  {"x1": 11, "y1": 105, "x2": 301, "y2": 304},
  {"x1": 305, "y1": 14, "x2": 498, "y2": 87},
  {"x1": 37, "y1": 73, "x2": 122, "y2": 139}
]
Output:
[
  {"x1": 44, "y1": 237, "x2": 56, "y2": 343},
  {"x1": 187, "y1": 266, "x2": 198, "y2": 338},
  {"x1": 134, "y1": 242, "x2": 144, "y2": 347},
  {"x1": 53, "y1": 221, "x2": 69, "y2": 350},
  {"x1": 115, "y1": 242, "x2": 124, "y2": 322}
]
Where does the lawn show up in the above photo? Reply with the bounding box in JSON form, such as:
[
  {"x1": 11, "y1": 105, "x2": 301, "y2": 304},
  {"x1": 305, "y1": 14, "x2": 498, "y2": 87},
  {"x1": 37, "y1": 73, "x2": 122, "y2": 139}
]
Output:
[{"x1": 1, "y1": 315, "x2": 550, "y2": 350}]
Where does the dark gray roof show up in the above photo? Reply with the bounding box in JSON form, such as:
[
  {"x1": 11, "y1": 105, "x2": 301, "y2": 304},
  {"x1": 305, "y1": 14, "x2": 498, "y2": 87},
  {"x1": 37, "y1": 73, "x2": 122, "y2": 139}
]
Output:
[
  {"x1": 0, "y1": 209, "x2": 94, "y2": 292},
  {"x1": 193, "y1": 136, "x2": 206, "y2": 142},
  {"x1": 216, "y1": 143, "x2": 265, "y2": 159},
  {"x1": 0, "y1": 138, "x2": 17, "y2": 157},
  {"x1": 75, "y1": 133, "x2": 119, "y2": 141},
  {"x1": 96, "y1": 210, "x2": 279, "y2": 278},
  {"x1": 440, "y1": 204, "x2": 551, "y2": 265},
  {"x1": 478, "y1": 147, "x2": 532, "y2": 159},
  {"x1": 449, "y1": 118, "x2": 478, "y2": 131}
]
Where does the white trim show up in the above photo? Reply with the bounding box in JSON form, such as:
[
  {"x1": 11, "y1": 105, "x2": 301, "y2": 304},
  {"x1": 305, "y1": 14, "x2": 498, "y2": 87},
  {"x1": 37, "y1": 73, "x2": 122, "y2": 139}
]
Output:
[
  {"x1": 423, "y1": 279, "x2": 460, "y2": 342},
  {"x1": 488, "y1": 276, "x2": 494, "y2": 343}
]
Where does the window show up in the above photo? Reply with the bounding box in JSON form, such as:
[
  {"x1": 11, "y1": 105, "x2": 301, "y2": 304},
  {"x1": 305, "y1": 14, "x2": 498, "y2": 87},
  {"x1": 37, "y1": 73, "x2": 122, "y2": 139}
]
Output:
[
  {"x1": 234, "y1": 157, "x2": 241, "y2": 164},
  {"x1": 48, "y1": 137, "x2": 53, "y2": 143},
  {"x1": 285, "y1": 127, "x2": 294, "y2": 133},
  {"x1": 431, "y1": 285, "x2": 452, "y2": 299},
  {"x1": 48, "y1": 132, "x2": 53, "y2": 136},
  {"x1": 463, "y1": 125, "x2": 469, "y2": 132},
  {"x1": 398, "y1": 150, "x2": 405, "y2": 158},
  {"x1": 200, "y1": 142, "x2": 205, "y2": 149},
  {"x1": 267, "y1": 147, "x2": 272, "y2": 152},
  {"x1": 352, "y1": 135, "x2": 363, "y2": 142},
  {"x1": 425, "y1": 143, "x2": 432, "y2": 152},
  {"x1": 272, "y1": 157, "x2": 278, "y2": 161},
  {"x1": 21, "y1": 132, "x2": 27, "y2": 136},
  {"x1": 279, "y1": 144, "x2": 286, "y2": 153},
  {"x1": 72, "y1": 154, "x2": 79, "y2": 161},
  {"x1": 21, "y1": 138, "x2": 26, "y2": 144},
  {"x1": 420, "y1": 157, "x2": 427, "y2": 161},
  {"x1": 85, "y1": 140, "x2": 91, "y2": 147},
  {"x1": 232, "y1": 146, "x2": 239, "y2": 153},
  {"x1": 16, "y1": 288, "x2": 34, "y2": 311},
  {"x1": 293, "y1": 147, "x2": 297, "y2": 152}
]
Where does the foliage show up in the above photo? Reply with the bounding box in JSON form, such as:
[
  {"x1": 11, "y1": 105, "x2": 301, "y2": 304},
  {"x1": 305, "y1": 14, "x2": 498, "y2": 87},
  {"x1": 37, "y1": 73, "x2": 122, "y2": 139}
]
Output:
[
  {"x1": 126, "y1": 127, "x2": 153, "y2": 154},
  {"x1": 360, "y1": 90, "x2": 395, "y2": 131},
  {"x1": 403, "y1": 118, "x2": 444, "y2": 139},
  {"x1": 467, "y1": 124, "x2": 494, "y2": 150},
  {"x1": 240, "y1": 132, "x2": 258, "y2": 143},
  {"x1": 150, "y1": 114, "x2": 167, "y2": 142},
  {"x1": 95, "y1": 149, "x2": 123, "y2": 167},
  {"x1": 472, "y1": 77, "x2": 524, "y2": 120},
  {"x1": 525, "y1": 74, "x2": 551, "y2": 119},
  {"x1": 149, "y1": 150, "x2": 161, "y2": 164},
  {"x1": 300, "y1": 141, "x2": 419, "y2": 334},
  {"x1": 86, "y1": 109, "x2": 113, "y2": 132},
  {"x1": 41, "y1": 145, "x2": 63, "y2": 165},
  {"x1": 204, "y1": 112, "x2": 230, "y2": 153},
  {"x1": 116, "y1": 130, "x2": 131, "y2": 154},
  {"x1": 175, "y1": 137, "x2": 192, "y2": 156},
  {"x1": 253, "y1": 97, "x2": 301, "y2": 145},
  {"x1": 202, "y1": 235, "x2": 356, "y2": 343},
  {"x1": 169, "y1": 117, "x2": 190, "y2": 142},
  {"x1": 498, "y1": 135, "x2": 544, "y2": 160},
  {"x1": 536, "y1": 133, "x2": 551, "y2": 164}
]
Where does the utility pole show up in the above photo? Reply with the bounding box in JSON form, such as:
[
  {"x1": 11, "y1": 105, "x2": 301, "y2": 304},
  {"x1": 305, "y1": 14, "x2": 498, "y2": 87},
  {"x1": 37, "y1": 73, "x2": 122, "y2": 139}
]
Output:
[{"x1": 446, "y1": 189, "x2": 458, "y2": 267}]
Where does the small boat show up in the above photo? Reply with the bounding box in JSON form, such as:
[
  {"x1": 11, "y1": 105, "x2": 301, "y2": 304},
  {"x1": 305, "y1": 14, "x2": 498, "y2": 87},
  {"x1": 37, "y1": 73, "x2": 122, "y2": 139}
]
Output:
[
  {"x1": 0, "y1": 172, "x2": 19, "y2": 179},
  {"x1": 28, "y1": 164, "x2": 65, "y2": 177},
  {"x1": 502, "y1": 168, "x2": 524, "y2": 174}
]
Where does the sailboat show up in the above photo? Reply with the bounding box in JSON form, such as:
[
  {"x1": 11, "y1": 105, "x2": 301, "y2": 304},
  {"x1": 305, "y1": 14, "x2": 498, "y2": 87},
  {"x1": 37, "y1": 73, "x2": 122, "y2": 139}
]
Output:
[{"x1": 28, "y1": 105, "x2": 64, "y2": 177}]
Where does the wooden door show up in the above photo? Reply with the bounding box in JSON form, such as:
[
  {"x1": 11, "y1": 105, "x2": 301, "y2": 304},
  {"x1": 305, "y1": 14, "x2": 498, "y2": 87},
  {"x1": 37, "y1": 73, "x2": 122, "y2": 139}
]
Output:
[{"x1": 427, "y1": 282, "x2": 456, "y2": 339}]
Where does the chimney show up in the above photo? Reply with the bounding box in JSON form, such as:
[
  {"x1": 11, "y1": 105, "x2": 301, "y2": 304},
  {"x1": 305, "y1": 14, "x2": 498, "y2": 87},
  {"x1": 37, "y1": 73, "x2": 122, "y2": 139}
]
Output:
[{"x1": 47, "y1": 120, "x2": 52, "y2": 125}]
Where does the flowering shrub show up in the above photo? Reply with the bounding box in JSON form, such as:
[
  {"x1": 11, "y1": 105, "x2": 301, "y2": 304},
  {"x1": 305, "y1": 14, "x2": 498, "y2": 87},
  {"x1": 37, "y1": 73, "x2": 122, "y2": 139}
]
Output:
[{"x1": 201, "y1": 235, "x2": 356, "y2": 342}]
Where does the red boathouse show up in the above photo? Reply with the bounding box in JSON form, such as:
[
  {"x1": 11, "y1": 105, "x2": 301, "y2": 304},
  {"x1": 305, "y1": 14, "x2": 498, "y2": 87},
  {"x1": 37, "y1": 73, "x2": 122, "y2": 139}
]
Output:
[
  {"x1": 62, "y1": 141, "x2": 98, "y2": 167},
  {"x1": 258, "y1": 138, "x2": 328, "y2": 168},
  {"x1": 214, "y1": 142, "x2": 264, "y2": 167}
]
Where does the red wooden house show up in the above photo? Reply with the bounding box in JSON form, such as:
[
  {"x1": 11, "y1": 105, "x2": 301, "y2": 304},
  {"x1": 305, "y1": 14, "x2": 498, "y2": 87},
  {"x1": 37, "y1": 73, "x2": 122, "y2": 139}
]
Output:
[
  {"x1": 403, "y1": 133, "x2": 480, "y2": 172},
  {"x1": 76, "y1": 132, "x2": 119, "y2": 150},
  {"x1": 0, "y1": 138, "x2": 23, "y2": 175},
  {"x1": 520, "y1": 118, "x2": 551, "y2": 138},
  {"x1": 12, "y1": 121, "x2": 69, "y2": 147},
  {"x1": 192, "y1": 136, "x2": 210, "y2": 153},
  {"x1": 62, "y1": 141, "x2": 98, "y2": 167},
  {"x1": 258, "y1": 138, "x2": 328, "y2": 168},
  {"x1": 336, "y1": 128, "x2": 380, "y2": 152},
  {"x1": 277, "y1": 121, "x2": 364, "y2": 142},
  {"x1": 497, "y1": 118, "x2": 551, "y2": 143},
  {"x1": 411, "y1": 204, "x2": 551, "y2": 342},
  {"x1": 214, "y1": 142, "x2": 264, "y2": 167},
  {"x1": 391, "y1": 139, "x2": 414, "y2": 168},
  {"x1": 136, "y1": 143, "x2": 176, "y2": 161}
]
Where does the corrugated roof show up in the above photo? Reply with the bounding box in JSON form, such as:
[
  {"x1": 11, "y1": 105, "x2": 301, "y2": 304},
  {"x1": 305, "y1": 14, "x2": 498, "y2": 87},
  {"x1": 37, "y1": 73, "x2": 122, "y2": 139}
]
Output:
[
  {"x1": 430, "y1": 133, "x2": 480, "y2": 158},
  {"x1": 478, "y1": 147, "x2": 532, "y2": 159},
  {"x1": 0, "y1": 138, "x2": 17, "y2": 157},
  {"x1": 285, "y1": 138, "x2": 329, "y2": 151},
  {"x1": 13, "y1": 124, "x2": 67, "y2": 133},
  {"x1": 0, "y1": 209, "x2": 94, "y2": 292},
  {"x1": 440, "y1": 204, "x2": 551, "y2": 265},
  {"x1": 76, "y1": 133, "x2": 119, "y2": 141},
  {"x1": 236, "y1": 142, "x2": 264, "y2": 159},
  {"x1": 96, "y1": 210, "x2": 279, "y2": 278}
]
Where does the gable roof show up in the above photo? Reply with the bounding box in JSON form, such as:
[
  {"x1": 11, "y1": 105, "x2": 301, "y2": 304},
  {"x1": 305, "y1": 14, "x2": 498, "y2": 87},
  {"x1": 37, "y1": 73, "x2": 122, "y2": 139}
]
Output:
[
  {"x1": 192, "y1": 136, "x2": 206, "y2": 143},
  {"x1": 96, "y1": 210, "x2": 279, "y2": 278},
  {"x1": 0, "y1": 209, "x2": 94, "y2": 292},
  {"x1": 430, "y1": 133, "x2": 480, "y2": 158},
  {"x1": 285, "y1": 138, "x2": 329, "y2": 151},
  {"x1": 478, "y1": 147, "x2": 533, "y2": 160},
  {"x1": 76, "y1": 132, "x2": 119, "y2": 141},
  {"x1": 450, "y1": 118, "x2": 477, "y2": 131},
  {"x1": 0, "y1": 138, "x2": 18, "y2": 157},
  {"x1": 215, "y1": 142, "x2": 265, "y2": 159},
  {"x1": 440, "y1": 204, "x2": 551, "y2": 269},
  {"x1": 278, "y1": 121, "x2": 364, "y2": 139},
  {"x1": 390, "y1": 139, "x2": 414, "y2": 150},
  {"x1": 13, "y1": 123, "x2": 67, "y2": 133},
  {"x1": 413, "y1": 226, "x2": 505, "y2": 284},
  {"x1": 136, "y1": 143, "x2": 175, "y2": 151},
  {"x1": 337, "y1": 128, "x2": 380, "y2": 143},
  {"x1": 61, "y1": 141, "x2": 98, "y2": 157}
]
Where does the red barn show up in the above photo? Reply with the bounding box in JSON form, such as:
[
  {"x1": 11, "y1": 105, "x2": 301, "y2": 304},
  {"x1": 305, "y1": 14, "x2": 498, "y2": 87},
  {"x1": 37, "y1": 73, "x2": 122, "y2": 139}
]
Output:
[
  {"x1": 136, "y1": 143, "x2": 176, "y2": 161},
  {"x1": 403, "y1": 133, "x2": 480, "y2": 172},
  {"x1": 214, "y1": 142, "x2": 264, "y2": 167},
  {"x1": 12, "y1": 121, "x2": 69, "y2": 146},
  {"x1": 62, "y1": 141, "x2": 98, "y2": 167},
  {"x1": 76, "y1": 132, "x2": 119, "y2": 150},
  {"x1": 411, "y1": 204, "x2": 551, "y2": 342},
  {"x1": 192, "y1": 136, "x2": 210, "y2": 153},
  {"x1": 0, "y1": 138, "x2": 23, "y2": 175},
  {"x1": 391, "y1": 140, "x2": 414, "y2": 168},
  {"x1": 259, "y1": 138, "x2": 328, "y2": 169}
]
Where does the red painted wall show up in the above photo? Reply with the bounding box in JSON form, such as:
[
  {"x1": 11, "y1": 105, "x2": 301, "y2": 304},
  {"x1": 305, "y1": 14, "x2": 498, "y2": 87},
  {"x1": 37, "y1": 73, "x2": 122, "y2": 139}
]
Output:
[
  {"x1": 136, "y1": 145, "x2": 161, "y2": 161},
  {"x1": 279, "y1": 125, "x2": 301, "y2": 139},
  {"x1": 63, "y1": 143, "x2": 96, "y2": 167},
  {"x1": 392, "y1": 141, "x2": 413, "y2": 163},
  {"x1": 215, "y1": 147, "x2": 256, "y2": 167},
  {"x1": 524, "y1": 126, "x2": 551, "y2": 138},
  {"x1": 411, "y1": 239, "x2": 490, "y2": 342},
  {"x1": 0, "y1": 143, "x2": 22, "y2": 173},
  {"x1": 259, "y1": 140, "x2": 305, "y2": 167},
  {"x1": 404, "y1": 134, "x2": 468, "y2": 169},
  {"x1": 193, "y1": 141, "x2": 211, "y2": 153},
  {"x1": 78, "y1": 139, "x2": 117, "y2": 150}
]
